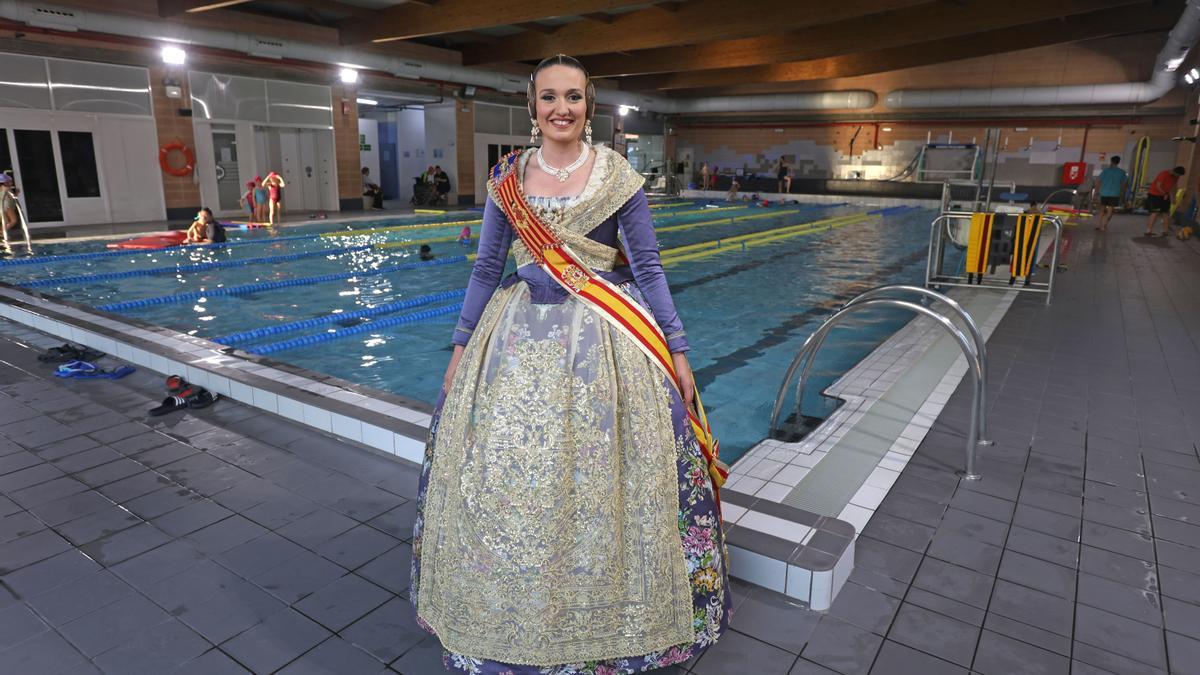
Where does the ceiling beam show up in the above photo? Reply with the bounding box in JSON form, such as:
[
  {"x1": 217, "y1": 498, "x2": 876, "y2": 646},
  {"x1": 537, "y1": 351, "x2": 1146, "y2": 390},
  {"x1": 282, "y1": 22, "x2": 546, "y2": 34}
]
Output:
[
  {"x1": 279, "y1": 0, "x2": 375, "y2": 19},
  {"x1": 340, "y1": 0, "x2": 647, "y2": 44},
  {"x1": 618, "y1": 2, "x2": 1180, "y2": 91},
  {"x1": 461, "y1": 0, "x2": 931, "y2": 65},
  {"x1": 157, "y1": 0, "x2": 250, "y2": 16},
  {"x1": 515, "y1": 22, "x2": 560, "y2": 35},
  {"x1": 584, "y1": 0, "x2": 1148, "y2": 78}
]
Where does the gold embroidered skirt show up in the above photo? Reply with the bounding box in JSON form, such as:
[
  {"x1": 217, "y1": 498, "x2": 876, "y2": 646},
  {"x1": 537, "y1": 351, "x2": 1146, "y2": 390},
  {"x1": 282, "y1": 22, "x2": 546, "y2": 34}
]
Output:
[{"x1": 413, "y1": 282, "x2": 728, "y2": 669}]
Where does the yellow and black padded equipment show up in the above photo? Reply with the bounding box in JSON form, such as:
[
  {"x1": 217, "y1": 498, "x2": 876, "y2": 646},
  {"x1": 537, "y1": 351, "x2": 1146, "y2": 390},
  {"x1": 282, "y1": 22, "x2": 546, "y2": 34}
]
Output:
[
  {"x1": 1009, "y1": 214, "x2": 1045, "y2": 286},
  {"x1": 965, "y1": 212, "x2": 998, "y2": 284}
]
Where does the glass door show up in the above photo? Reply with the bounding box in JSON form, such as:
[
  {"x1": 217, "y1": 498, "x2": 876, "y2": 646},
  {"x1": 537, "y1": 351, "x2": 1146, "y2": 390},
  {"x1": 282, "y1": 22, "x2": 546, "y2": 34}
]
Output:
[{"x1": 211, "y1": 128, "x2": 242, "y2": 214}]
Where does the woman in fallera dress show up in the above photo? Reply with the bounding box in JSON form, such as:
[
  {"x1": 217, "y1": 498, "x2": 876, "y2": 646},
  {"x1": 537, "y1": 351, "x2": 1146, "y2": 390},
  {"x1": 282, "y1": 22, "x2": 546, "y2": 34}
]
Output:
[{"x1": 410, "y1": 54, "x2": 731, "y2": 675}]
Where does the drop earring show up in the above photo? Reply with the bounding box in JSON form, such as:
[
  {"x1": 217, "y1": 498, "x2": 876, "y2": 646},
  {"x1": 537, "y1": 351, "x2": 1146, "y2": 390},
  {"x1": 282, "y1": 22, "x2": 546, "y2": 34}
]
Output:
[
  {"x1": 530, "y1": 119, "x2": 540, "y2": 144},
  {"x1": 584, "y1": 119, "x2": 593, "y2": 146}
]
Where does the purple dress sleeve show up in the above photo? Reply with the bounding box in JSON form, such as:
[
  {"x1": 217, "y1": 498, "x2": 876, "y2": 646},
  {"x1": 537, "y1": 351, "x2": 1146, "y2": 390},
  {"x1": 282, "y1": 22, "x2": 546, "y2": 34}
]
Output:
[
  {"x1": 451, "y1": 198, "x2": 513, "y2": 347},
  {"x1": 617, "y1": 190, "x2": 690, "y2": 353}
]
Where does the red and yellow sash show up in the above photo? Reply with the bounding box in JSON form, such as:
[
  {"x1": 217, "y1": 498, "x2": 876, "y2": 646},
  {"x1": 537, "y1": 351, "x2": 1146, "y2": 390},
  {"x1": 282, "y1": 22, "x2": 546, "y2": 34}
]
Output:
[{"x1": 492, "y1": 162, "x2": 729, "y2": 506}]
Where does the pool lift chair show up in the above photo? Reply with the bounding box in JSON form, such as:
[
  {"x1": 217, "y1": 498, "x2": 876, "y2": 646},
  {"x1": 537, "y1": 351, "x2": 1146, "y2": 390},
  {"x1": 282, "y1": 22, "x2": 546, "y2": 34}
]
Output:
[{"x1": 769, "y1": 284, "x2": 992, "y2": 481}]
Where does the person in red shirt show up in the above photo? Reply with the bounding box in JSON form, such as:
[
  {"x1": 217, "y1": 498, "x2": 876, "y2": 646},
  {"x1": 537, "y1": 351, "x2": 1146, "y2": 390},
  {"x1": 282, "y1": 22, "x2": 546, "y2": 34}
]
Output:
[{"x1": 1145, "y1": 166, "x2": 1185, "y2": 237}]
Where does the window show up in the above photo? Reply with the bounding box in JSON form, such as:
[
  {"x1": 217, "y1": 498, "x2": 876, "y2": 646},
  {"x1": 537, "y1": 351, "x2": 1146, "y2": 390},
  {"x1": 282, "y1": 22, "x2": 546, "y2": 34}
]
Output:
[
  {"x1": 13, "y1": 130, "x2": 62, "y2": 222},
  {"x1": 57, "y1": 132, "x2": 101, "y2": 198},
  {"x1": 0, "y1": 130, "x2": 11, "y2": 176}
]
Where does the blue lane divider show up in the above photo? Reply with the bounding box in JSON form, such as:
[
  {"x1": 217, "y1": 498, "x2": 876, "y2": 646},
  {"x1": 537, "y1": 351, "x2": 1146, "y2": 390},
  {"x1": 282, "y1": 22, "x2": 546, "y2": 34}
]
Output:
[
  {"x1": 0, "y1": 232, "x2": 333, "y2": 267},
  {"x1": 867, "y1": 205, "x2": 917, "y2": 216},
  {"x1": 213, "y1": 288, "x2": 467, "y2": 345},
  {"x1": 95, "y1": 255, "x2": 468, "y2": 312},
  {"x1": 248, "y1": 302, "x2": 464, "y2": 355},
  {"x1": 22, "y1": 245, "x2": 374, "y2": 288}
]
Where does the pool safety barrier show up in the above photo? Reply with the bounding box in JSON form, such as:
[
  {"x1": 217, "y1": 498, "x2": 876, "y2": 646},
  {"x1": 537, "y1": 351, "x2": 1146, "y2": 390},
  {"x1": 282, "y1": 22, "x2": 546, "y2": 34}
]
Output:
[
  {"x1": 22, "y1": 245, "x2": 375, "y2": 289},
  {"x1": 94, "y1": 255, "x2": 470, "y2": 312},
  {"x1": 247, "y1": 302, "x2": 464, "y2": 354},
  {"x1": 927, "y1": 211, "x2": 1062, "y2": 305},
  {"x1": 212, "y1": 288, "x2": 467, "y2": 345},
  {"x1": 0, "y1": 232, "x2": 334, "y2": 267},
  {"x1": 321, "y1": 218, "x2": 482, "y2": 238},
  {"x1": 771, "y1": 285, "x2": 990, "y2": 480}
]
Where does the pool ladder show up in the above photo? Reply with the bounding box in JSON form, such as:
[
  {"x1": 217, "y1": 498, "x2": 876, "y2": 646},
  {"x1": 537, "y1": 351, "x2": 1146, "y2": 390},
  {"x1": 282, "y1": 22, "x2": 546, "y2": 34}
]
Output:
[
  {"x1": 769, "y1": 284, "x2": 992, "y2": 481},
  {"x1": 0, "y1": 198, "x2": 33, "y2": 254}
]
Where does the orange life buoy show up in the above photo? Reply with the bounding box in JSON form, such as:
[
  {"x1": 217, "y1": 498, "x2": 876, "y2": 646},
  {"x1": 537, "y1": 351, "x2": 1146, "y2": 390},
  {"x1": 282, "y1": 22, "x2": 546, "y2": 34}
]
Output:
[{"x1": 159, "y1": 141, "x2": 195, "y2": 177}]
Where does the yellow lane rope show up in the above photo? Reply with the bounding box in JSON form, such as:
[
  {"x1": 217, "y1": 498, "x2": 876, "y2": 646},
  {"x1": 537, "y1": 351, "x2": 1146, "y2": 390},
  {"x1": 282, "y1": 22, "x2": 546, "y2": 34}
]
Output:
[
  {"x1": 655, "y1": 207, "x2": 829, "y2": 235},
  {"x1": 659, "y1": 213, "x2": 868, "y2": 259},
  {"x1": 375, "y1": 234, "x2": 466, "y2": 249},
  {"x1": 662, "y1": 215, "x2": 873, "y2": 266},
  {"x1": 321, "y1": 218, "x2": 483, "y2": 238}
]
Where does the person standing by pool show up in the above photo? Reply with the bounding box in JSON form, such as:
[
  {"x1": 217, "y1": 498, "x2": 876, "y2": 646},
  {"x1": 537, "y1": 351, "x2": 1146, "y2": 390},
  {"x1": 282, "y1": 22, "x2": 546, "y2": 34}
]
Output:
[
  {"x1": 263, "y1": 172, "x2": 286, "y2": 226},
  {"x1": 239, "y1": 181, "x2": 257, "y2": 221},
  {"x1": 0, "y1": 174, "x2": 18, "y2": 233},
  {"x1": 1145, "y1": 165, "x2": 1184, "y2": 237},
  {"x1": 253, "y1": 176, "x2": 268, "y2": 224},
  {"x1": 699, "y1": 161, "x2": 709, "y2": 191},
  {"x1": 776, "y1": 157, "x2": 789, "y2": 194},
  {"x1": 411, "y1": 53, "x2": 729, "y2": 675},
  {"x1": 1096, "y1": 156, "x2": 1126, "y2": 231}
]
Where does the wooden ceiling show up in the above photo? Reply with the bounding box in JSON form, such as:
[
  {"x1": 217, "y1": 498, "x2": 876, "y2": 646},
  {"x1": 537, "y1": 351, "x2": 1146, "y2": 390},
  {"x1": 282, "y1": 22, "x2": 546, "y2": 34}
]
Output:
[{"x1": 156, "y1": 0, "x2": 1183, "y2": 97}]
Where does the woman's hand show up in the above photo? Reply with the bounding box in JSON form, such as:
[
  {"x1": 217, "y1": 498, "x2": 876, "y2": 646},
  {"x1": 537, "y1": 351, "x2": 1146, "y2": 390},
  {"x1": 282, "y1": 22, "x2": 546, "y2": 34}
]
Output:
[
  {"x1": 672, "y1": 352, "x2": 696, "y2": 413},
  {"x1": 443, "y1": 345, "x2": 465, "y2": 395}
]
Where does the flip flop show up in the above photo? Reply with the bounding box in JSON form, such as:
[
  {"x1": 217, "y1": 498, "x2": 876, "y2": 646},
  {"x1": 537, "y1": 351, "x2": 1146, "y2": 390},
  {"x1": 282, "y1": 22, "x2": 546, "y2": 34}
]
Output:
[
  {"x1": 185, "y1": 387, "x2": 218, "y2": 409},
  {"x1": 148, "y1": 394, "x2": 190, "y2": 416},
  {"x1": 38, "y1": 344, "x2": 106, "y2": 363}
]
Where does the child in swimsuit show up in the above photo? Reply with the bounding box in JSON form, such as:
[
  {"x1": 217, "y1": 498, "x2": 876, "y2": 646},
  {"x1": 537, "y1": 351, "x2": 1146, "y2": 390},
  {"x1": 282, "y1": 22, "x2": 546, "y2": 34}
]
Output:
[
  {"x1": 253, "y1": 177, "x2": 268, "y2": 223},
  {"x1": 240, "y1": 181, "x2": 256, "y2": 221},
  {"x1": 458, "y1": 225, "x2": 471, "y2": 246},
  {"x1": 263, "y1": 172, "x2": 286, "y2": 226}
]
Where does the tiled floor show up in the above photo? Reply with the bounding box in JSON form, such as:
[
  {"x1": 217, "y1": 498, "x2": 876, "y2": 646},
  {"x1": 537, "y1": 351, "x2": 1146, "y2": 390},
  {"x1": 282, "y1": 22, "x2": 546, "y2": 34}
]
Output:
[{"x1": 2, "y1": 214, "x2": 1200, "y2": 674}]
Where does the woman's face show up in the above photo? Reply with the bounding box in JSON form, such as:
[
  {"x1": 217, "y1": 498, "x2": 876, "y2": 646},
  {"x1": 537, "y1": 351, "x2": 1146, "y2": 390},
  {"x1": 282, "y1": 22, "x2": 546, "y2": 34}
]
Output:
[{"x1": 533, "y1": 64, "x2": 588, "y2": 145}]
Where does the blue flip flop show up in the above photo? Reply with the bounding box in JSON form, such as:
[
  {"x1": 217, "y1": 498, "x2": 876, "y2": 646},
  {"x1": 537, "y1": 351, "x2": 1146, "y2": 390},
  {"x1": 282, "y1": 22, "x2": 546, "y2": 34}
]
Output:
[{"x1": 54, "y1": 360, "x2": 136, "y2": 380}]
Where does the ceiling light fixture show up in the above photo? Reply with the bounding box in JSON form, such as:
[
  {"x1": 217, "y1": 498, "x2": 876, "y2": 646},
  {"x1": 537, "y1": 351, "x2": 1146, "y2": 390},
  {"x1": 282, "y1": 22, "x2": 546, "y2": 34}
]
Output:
[
  {"x1": 339, "y1": 68, "x2": 359, "y2": 84},
  {"x1": 356, "y1": 98, "x2": 378, "y2": 106},
  {"x1": 161, "y1": 45, "x2": 186, "y2": 65}
]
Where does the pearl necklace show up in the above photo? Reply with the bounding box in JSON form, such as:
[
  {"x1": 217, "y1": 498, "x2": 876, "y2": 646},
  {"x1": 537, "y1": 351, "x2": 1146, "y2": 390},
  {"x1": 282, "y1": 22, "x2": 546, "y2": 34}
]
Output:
[{"x1": 537, "y1": 141, "x2": 589, "y2": 183}]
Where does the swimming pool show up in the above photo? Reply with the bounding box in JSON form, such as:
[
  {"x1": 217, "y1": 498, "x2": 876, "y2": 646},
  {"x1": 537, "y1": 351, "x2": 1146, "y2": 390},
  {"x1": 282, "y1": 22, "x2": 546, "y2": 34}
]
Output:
[{"x1": 0, "y1": 200, "x2": 936, "y2": 463}]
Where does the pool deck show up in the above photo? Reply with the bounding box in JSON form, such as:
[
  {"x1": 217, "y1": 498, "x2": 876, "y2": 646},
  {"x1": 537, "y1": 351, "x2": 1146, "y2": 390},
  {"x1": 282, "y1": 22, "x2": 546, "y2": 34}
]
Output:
[{"x1": 1, "y1": 213, "x2": 1199, "y2": 673}]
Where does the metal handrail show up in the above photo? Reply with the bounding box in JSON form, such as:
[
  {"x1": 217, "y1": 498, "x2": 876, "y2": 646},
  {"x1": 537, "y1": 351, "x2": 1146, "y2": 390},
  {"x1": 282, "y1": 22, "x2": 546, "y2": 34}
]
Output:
[
  {"x1": 841, "y1": 285, "x2": 990, "y2": 445},
  {"x1": 769, "y1": 298, "x2": 987, "y2": 480},
  {"x1": 0, "y1": 197, "x2": 33, "y2": 254}
]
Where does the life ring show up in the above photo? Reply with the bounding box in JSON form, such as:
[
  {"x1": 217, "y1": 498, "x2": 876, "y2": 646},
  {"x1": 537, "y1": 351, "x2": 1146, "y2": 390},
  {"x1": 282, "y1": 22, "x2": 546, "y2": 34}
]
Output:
[{"x1": 159, "y1": 141, "x2": 195, "y2": 177}]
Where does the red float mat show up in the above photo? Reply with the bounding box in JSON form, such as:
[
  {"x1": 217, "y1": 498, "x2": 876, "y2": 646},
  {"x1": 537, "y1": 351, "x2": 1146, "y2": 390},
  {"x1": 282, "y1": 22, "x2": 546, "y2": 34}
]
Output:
[{"x1": 106, "y1": 231, "x2": 189, "y2": 250}]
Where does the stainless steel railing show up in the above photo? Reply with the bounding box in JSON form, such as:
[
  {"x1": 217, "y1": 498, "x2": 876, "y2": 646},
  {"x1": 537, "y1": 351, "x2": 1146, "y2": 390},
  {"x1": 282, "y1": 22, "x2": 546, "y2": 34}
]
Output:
[{"x1": 768, "y1": 286, "x2": 989, "y2": 480}]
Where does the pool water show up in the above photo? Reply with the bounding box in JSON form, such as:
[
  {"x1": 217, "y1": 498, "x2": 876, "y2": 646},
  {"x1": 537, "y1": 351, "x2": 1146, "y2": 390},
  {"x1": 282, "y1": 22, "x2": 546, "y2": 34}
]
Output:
[{"x1": 2, "y1": 201, "x2": 937, "y2": 463}]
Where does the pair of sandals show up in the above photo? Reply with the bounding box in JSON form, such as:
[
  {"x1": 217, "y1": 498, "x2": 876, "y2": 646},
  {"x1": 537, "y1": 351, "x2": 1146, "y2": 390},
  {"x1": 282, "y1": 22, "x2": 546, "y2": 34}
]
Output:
[
  {"x1": 54, "y1": 360, "x2": 135, "y2": 380},
  {"x1": 149, "y1": 374, "x2": 218, "y2": 416}
]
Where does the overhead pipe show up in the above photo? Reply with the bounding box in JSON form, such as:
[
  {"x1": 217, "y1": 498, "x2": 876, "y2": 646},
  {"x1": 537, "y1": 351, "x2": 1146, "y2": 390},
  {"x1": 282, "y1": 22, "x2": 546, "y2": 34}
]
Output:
[
  {"x1": 886, "y1": 1, "x2": 1200, "y2": 109},
  {"x1": 0, "y1": 0, "x2": 874, "y2": 114}
]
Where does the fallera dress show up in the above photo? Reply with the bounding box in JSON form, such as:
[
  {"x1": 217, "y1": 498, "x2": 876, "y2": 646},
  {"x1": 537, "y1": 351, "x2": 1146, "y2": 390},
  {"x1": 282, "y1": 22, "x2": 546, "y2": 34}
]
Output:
[{"x1": 410, "y1": 145, "x2": 730, "y2": 674}]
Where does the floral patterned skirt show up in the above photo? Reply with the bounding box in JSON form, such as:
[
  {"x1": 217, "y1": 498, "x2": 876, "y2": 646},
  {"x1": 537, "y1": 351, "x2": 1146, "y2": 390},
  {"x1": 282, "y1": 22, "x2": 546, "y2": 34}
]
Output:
[{"x1": 410, "y1": 282, "x2": 730, "y2": 674}]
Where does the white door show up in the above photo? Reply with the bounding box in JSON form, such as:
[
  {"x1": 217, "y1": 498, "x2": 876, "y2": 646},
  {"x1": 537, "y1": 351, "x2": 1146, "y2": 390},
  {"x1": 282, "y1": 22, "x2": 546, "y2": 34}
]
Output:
[
  {"x1": 277, "y1": 129, "x2": 301, "y2": 212},
  {"x1": 96, "y1": 117, "x2": 165, "y2": 223},
  {"x1": 0, "y1": 110, "x2": 112, "y2": 226},
  {"x1": 316, "y1": 128, "x2": 336, "y2": 211}
]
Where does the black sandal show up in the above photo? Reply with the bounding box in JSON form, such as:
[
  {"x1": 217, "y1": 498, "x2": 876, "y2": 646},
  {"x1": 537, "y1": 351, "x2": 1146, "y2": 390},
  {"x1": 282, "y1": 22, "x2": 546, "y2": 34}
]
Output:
[
  {"x1": 38, "y1": 343, "x2": 105, "y2": 363},
  {"x1": 185, "y1": 386, "x2": 218, "y2": 409},
  {"x1": 148, "y1": 394, "x2": 190, "y2": 416}
]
